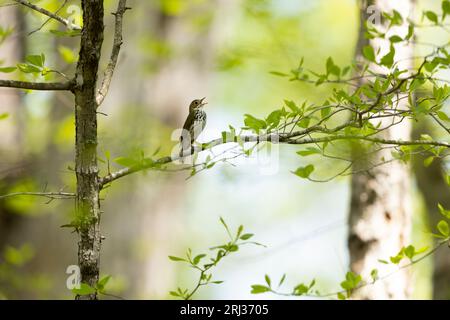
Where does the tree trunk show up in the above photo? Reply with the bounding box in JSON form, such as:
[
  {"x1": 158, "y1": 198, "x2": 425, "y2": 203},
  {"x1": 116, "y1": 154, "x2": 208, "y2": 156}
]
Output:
[
  {"x1": 0, "y1": 4, "x2": 26, "y2": 251},
  {"x1": 348, "y1": 0, "x2": 414, "y2": 299},
  {"x1": 412, "y1": 120, "x2": 450, "y2": 299},
  {"x1": 74, "y1": 0, "x2": 104, "y2": 300}
]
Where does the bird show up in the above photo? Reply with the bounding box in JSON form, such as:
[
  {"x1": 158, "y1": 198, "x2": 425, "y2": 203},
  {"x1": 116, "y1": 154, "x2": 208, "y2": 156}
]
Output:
[{"x1": 179, "y1": 97, "x2": 208, "y2": 159}]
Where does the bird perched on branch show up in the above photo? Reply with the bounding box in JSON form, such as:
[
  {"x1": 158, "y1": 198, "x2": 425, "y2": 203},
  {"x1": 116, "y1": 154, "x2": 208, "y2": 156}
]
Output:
[{"x1": 180, "y1": 97, "x2": 208, "y2": 159}]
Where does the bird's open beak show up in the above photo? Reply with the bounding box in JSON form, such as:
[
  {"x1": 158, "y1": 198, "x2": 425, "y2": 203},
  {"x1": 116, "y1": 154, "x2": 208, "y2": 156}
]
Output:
[{"x1": 200, "y1": 97, "x2": 208, "y2": 106}]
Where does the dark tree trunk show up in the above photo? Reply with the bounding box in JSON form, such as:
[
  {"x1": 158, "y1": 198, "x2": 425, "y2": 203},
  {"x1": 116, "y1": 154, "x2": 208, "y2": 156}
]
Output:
[{"x1": 74, "y1": 0, "x2": 104, "y2": 300}]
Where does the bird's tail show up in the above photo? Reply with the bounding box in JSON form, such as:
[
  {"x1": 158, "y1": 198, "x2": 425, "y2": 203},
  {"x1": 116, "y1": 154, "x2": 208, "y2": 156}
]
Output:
[{"x1": 179, "y1": 136, "x2": 191, "y2": 163}]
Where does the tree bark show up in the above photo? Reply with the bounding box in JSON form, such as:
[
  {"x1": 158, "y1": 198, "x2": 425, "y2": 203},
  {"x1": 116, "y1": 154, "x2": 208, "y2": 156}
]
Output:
[
  {"x1": 348, "y1": 0, "x2": 414, "y2": 299},
  {"x1": 74, "y1": 0, "x2": 104, "y2": 300},
  {"x1": 412, "y1": 120, "x2": 450, "y2": 299}
]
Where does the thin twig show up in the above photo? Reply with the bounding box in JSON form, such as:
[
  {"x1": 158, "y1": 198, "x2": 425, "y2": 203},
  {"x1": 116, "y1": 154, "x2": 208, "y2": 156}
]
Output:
[
  {"x1": 0, "y1": 191, "x2": 75, "y2": 200},
  {"x1": 14, "y1": 0, "x2": 81, "y2": 30},
  {"x1": 96, "y1": 0, "x2": 130, "y2": 106},
  {"x1": 28, "y1": 0, "x2": 69, "y2": 36}
]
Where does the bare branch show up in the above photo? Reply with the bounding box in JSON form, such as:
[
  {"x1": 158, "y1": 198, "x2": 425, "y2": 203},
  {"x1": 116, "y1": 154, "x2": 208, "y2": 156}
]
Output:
[
  {"x1": 430, "y1": 113, "x2": 450, "y2": 135},
  {"x1": 0, "y1": 191, "x2": 75, "y2": 200},
  {"x1": 96, "y1": 0, "x2": 129, "y2": 106},
  {"x1": 28, "y1": 0, "x2": 69, "y2": 36},
  {"x1": 99, "y1": 130, "x2": 450, "y2": 188},
  {"x1": 14, "y1": 0, "x2": 81, "y2": 30},
  {"x1": 0, "y1": 79, "x2": 75, "y2": 91}
]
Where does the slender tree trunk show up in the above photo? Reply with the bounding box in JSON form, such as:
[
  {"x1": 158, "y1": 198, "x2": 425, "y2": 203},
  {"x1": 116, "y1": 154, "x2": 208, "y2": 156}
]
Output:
[
  {"x1": 74, "y1": 0, "x2": 104, "y2": 299},
  {"x1": 348, "y1": 0, "x2": 414, "y2": 299},
  {"x1": 0, "y1": 6, "x2": 25, "y2": 154},
  {"x1": 0, "y1": 5, "x2": 26, "y2": 250},
  {"x1": 412, "y1": 120, "x2": 450, "y2": 299}
]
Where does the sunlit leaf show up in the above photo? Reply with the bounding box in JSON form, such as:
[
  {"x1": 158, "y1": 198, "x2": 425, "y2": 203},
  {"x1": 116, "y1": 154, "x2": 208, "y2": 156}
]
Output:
[
  {"x1": 437, "y1": 220, "x2": 449, "y2": 237},
  {"x1": 293, "y1": 165, "x2": 314, "y2": 178},
  {"x1": 0, "y1": 66, "x2": 16, "y2": 73}
]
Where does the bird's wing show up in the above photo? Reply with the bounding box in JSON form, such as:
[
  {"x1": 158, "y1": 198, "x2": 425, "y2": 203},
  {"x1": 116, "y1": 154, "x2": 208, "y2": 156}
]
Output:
[
  {"x1": 182, "y1": 112, "x2": 195, "y2": 131},
  {"x1": 180, "y1": 112, "x2": 195, "y2": 149}
]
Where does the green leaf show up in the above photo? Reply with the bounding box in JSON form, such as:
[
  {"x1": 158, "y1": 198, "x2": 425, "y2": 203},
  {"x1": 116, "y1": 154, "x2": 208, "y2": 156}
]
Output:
[
  {"x1": 389, "y1": 35, "x2": 403, "y2": 43},
  {"x1": 219, "y1": 216, "x2": 232, "y2": 238},
  {"x1": 390, "y1": 253, "x2": 404, "y2": 264},
  {"x1": 0, "y1": 66, "x2": 16, "y2": 73},
  {"x1": 436, "y1": 111, "x2": 450, "y2": 121},
  {"x1": 293, "y1": 164, "x2": 314, "y2": 179},
  {"x1": 266, "y1": 110, "x2": 282, "y2": 127},
  {"x1": 244, "y1": 114, "x2": 267, "y2": 132},
  {"x1": 406, "y1": 24, "x2": 414, "y2": 40},
  {"x1": 293, "y1": 283, "x2": 309, "y2": 295},
  {"x1": 340, "y1": 280, "x2": 352, "y2": 290},
  {"x1": 278, "y1": 274, "x2": 286, "y2": 287},
  {"x1": 168, "y1": 255, "x2": 186, "y2": 262},
  {"x1": 437, "y1": 220, "x2": 449, "y2": 237},
  {"x1": 269, "y1": 71, "x2": 288, "y2": 77},
  {"x1": 284, "y1": 100, "x2": 299, "y2": 113},
  {"x1": 0, "y1": 113, "x2": 9, "y2": 120},
  {"x1": 72, "y1": 283, "x2": 96, "y2": 295},
  {"x1": 58, "y1": 45, "x2": 77, "y2": 64},
  {"x1": 391, "y1": 10, "x2": 404, "y2": 26},
  {"x1": 423, "y1": 156, "x2": 434, "y2": 167},
  {"x1": 160, "y1": 0, "x2": 188, "y2": 15},
  {"x1": 25, "y1": 54, "x2": 45, "y2": 67},
  {"x1": 326, "y1": 57, "x2": 340, "y2": 77},
  {"x1": 240, "y1": 233, "x2": 254, "y2": 240},
  {"x1": 96, "y1": 275, "x2": 111, "y2": 291},
  {"x1": 380, "y1": 45, "x2": 395, "y2": 68},
  {"x1": 438, "y1": 203, "x2": 450, "y2": 219},
  {"x1": 297, "y1": 117, "x2": 310, "y2": 128},
  {"x1": 193, "y1": 254, "x2": 206, "y2": 265},
  {"x1": 265, "y1": 274, "x2": 271, "y2": 287},
  {"x1": 341, "y1": 66, "x2": 351, "y2": 77},
  {"x1": 169, "y1": 291, "x2": 180, "y2": 297},
  {"x1": 424, "y1": 11, "x2": 439, "y2": 24},
  {"x1": 321, "y1": 106, "x2": 332, "y2": 118},
  {"x1": 297, "y1": 147, "x2": 321, "y2": 156},
  {"x1": 370, "y1": 269, "x2": 378, "y2": 282},
  {"x1": 409, "y1": 78, "x2": 424, "y2": 91},
  {"x1": 17, "y1": 63, "x2": 41, "y2": 73},
  {"x1": 420, "y1": 134, "x2": 433, "y2": 141},
  {"x1": 414, "y1": 246, "x2": 429, "y2": 255},
  {"x1": 337, "y1": 292, "x2": 346, "y2": 300},
  {"x1": 114, "y1": 157, "x2": 139, "y2": 167},
  {"x1": 4, "y1": 244, "x2": 34, "y2": 266},
  {"x1": 443, "y1": 0, "x2": 450, "y2": 19},
  {"x1": 362, "y1": 45, "x2": 375, "y2": 62},
  {"x1": 236, "y1": 225, "x2": 244, "y2": 239},
  {"x1": 341, "y1": 271, "x2": 362, "y2": 289},
  {"x1": 250, "y1": 284, "x2": 271, "y2": 294},
  {"x1": 404, "y1": 245, "x2": 415, "y2": 260}
]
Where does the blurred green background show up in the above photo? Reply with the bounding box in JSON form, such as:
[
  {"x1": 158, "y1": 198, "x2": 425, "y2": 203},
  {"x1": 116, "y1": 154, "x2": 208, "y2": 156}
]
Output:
[{"x1": 0, "y1": 0, "x2": 446, "y2": 299}]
